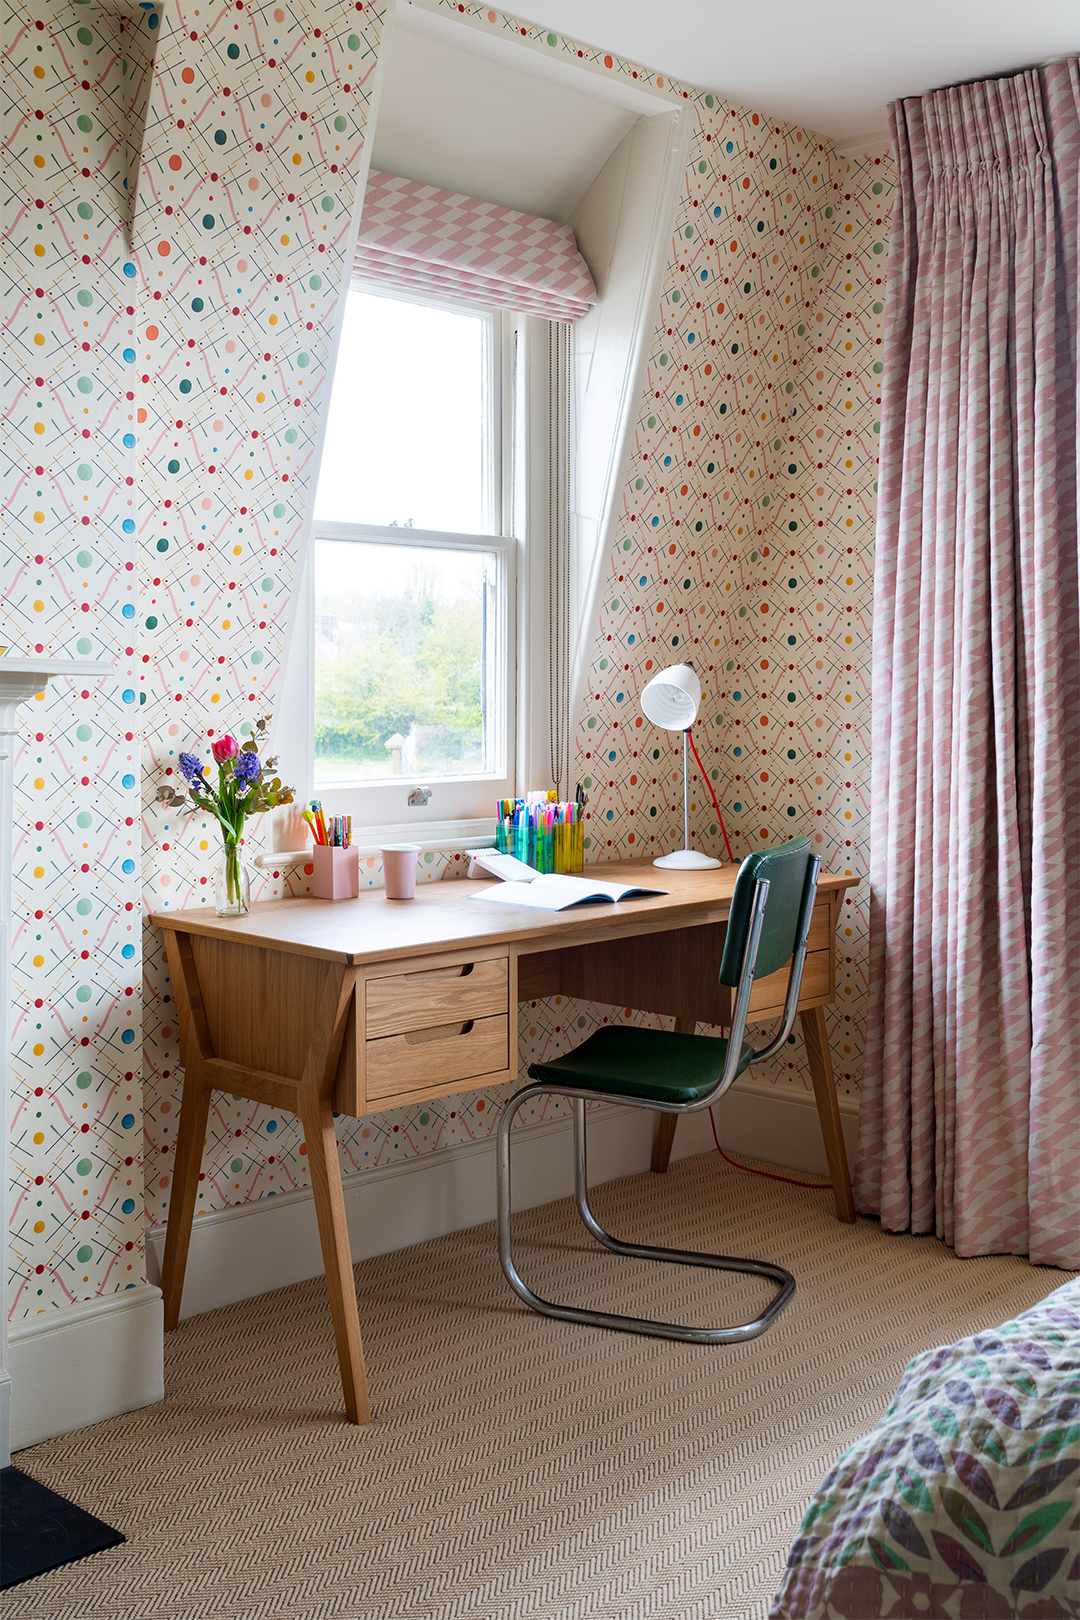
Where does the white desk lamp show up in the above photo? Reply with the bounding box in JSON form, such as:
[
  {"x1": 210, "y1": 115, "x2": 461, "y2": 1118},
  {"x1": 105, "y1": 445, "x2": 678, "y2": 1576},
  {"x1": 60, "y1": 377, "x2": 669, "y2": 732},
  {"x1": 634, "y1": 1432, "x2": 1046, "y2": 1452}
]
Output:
[{"x1": 640, "y1": 661, "x2": 722, "y2": 870}]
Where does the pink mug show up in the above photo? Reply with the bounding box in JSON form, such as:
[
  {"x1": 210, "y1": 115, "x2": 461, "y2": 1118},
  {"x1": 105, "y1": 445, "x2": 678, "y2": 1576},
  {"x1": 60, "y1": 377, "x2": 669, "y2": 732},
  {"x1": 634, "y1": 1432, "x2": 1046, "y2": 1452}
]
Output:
[{"x1": 381, "y1": 844, "x2": 419, "y2": 900}]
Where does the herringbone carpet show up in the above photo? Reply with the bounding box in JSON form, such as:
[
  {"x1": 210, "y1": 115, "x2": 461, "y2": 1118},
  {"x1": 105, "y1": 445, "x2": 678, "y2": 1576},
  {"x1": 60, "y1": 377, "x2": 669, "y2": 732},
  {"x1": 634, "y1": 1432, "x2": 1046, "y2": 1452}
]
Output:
[{"x1": 11, "y1": 1150, "x2": 1071, "y2": 1620}]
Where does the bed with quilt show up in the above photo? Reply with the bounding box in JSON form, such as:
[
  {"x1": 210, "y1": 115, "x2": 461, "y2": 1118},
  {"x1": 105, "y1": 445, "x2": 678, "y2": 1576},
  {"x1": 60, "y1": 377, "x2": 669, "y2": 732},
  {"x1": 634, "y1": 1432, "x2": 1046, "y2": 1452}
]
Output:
[{"x1": 770, "y1": 1277, "x2": 1080, "y2": 1619}]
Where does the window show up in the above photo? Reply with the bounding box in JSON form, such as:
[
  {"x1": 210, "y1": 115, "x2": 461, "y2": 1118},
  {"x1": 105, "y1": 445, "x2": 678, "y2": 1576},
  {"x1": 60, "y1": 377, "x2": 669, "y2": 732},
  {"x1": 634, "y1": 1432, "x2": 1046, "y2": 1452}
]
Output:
[
  {"x1": 306, "y1": 287, "x2": 516, "y2": 827},
  {"x1": 275, "y1": 84, "x2": 686, "y2": 846}
]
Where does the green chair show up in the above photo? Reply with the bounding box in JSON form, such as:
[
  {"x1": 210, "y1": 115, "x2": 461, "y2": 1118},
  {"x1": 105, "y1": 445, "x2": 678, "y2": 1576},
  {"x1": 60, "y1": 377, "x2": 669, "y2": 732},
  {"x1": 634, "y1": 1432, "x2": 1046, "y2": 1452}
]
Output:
[{"x1": 495, "y1": 836, "x2": 821, "y2": 1343}]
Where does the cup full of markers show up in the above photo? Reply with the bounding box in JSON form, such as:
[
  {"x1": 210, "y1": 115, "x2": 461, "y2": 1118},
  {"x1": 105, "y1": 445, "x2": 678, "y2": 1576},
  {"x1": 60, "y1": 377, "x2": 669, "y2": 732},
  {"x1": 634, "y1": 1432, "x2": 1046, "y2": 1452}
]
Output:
[
  {"x1": 304, "y1": 801, "x2": 351, "y2": 849},
  {"x1": 306, "y1": 800, "x2": 360, "y2": 899},
  {"x1": 495, "y1": 789, "x2": 585, "y2": 874}
]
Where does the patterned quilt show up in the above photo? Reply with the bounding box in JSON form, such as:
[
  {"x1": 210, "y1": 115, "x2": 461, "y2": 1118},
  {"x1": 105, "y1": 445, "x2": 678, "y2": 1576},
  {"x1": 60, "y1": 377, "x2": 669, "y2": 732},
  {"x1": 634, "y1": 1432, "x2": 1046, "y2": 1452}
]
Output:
[{"x1": 770, "y1": 1278, "x2": 1080, "y2": 1619}]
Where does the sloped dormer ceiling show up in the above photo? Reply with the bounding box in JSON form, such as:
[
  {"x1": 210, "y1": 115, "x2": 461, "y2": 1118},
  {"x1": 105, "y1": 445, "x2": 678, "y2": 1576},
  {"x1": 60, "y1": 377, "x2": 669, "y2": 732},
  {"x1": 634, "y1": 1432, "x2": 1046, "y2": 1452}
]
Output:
[{"x1": 371, "y1": 5, "x2": 637, "y2": 220}]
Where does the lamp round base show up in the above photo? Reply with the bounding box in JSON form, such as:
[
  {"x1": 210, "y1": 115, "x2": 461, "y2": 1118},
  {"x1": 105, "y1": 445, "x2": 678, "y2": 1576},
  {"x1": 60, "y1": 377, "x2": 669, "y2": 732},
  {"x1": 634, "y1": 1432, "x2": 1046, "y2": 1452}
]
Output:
[{"x1": 653, "y1": 849, "x2": 724, "y2": 870}]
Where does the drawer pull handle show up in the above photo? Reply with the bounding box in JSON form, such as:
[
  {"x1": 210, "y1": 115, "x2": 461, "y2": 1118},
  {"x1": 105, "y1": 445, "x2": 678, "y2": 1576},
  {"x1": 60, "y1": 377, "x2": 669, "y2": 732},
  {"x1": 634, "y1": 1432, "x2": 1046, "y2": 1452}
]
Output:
[
  {"x1": 403, "y1": 1020, "x2": 475, "y2": 1046},
  {"x1": 403, "y1": 961, "x2": 475, "y2": 985}
]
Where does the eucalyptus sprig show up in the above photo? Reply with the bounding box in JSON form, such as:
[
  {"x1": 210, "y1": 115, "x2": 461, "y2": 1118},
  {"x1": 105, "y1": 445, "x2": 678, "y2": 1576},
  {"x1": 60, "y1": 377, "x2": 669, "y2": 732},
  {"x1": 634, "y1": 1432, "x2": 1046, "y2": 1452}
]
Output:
[{"x1": 158, "y1": 713, "x2": 295, "y2": 844}]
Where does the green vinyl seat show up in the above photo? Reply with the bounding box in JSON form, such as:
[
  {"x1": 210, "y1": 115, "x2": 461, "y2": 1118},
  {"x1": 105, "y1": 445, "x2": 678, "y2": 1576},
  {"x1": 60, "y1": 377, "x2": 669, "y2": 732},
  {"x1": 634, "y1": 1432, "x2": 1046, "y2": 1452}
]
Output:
[
  {"x1": 529, "y1": 1024, "x2": 756, "y2": 1104},
  {"x1": 495, "y1": 836, "x2": 822, "y2": 1347}
]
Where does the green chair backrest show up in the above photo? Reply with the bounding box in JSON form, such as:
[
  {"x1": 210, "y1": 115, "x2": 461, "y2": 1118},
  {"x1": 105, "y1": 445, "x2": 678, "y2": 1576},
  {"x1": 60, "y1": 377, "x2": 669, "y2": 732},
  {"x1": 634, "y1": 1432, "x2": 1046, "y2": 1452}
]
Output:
[{"x1": 718, "y1": 836, "x2": 813, "y2": 987}]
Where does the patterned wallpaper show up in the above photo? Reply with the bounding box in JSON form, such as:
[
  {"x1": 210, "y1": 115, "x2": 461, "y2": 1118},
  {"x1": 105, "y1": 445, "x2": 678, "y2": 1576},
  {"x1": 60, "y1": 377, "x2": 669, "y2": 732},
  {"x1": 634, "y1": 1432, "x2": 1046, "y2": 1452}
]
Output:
[
  {"x1": 410, "y1": 3, "x2": 893, "y2": 1113},
  {"x1": 3, "y1": 0, "x2": 157, "y2": 1320},
  {"x1": 4, "y1": 0, "x2": 388, "y2": 1318},
  {"x1": 5, "y1": 0, "x2": 893, "y2": 1319},
  {"x1": 133, "y1": 0, "x2": 389, "y2": 1245},
  {"x1": 580, "y1": 133, "x2": 892, "y2": 1101}
]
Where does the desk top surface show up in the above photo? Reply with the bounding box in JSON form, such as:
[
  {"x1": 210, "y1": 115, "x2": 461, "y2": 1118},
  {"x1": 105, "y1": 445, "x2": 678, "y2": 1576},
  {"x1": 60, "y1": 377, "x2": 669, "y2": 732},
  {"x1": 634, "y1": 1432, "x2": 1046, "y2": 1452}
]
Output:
[{"x1": 150, "y1": 859, "x2": 859, "y2": 967}]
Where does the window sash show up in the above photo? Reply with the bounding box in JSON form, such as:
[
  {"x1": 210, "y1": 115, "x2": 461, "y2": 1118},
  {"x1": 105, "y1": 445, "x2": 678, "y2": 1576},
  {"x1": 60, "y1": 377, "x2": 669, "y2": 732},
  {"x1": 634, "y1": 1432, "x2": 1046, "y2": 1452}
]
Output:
[
  {"x1": 315, "y1": 292, "x2": 506, "y2": 537},
  {"x1": 310, "y1": 522, "x2": 516, "y2": 825}
]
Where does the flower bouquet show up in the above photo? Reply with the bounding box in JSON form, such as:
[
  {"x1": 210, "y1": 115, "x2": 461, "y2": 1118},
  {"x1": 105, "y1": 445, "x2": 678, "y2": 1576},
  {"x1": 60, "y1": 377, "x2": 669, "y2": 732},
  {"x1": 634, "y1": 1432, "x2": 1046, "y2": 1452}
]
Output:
[{"x1": 158, "y1": 714, "x2": 295, "y2": 915}]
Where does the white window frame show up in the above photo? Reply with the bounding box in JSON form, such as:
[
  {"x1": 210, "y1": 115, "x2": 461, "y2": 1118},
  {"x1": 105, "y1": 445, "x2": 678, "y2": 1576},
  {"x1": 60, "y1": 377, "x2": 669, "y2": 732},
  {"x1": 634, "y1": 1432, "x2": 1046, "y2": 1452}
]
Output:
[{"x1": 276, "y1": 289, "x2": 523, "y2": 839}]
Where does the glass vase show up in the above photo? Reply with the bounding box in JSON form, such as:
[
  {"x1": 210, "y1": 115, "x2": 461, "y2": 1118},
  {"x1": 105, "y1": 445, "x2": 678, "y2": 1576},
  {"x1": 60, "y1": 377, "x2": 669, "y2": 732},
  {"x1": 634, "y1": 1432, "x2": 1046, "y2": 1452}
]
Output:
[{"x1": 214, "y1": 839, "x2": 250, "y2": 916}]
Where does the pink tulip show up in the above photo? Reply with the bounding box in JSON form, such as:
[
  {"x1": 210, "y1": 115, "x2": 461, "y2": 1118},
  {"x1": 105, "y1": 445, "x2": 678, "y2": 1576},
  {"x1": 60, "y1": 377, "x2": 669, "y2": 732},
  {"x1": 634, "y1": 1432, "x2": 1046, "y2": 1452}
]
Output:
[{"x1": 211, "y1": 734, "x2": 238, "y2": 764}]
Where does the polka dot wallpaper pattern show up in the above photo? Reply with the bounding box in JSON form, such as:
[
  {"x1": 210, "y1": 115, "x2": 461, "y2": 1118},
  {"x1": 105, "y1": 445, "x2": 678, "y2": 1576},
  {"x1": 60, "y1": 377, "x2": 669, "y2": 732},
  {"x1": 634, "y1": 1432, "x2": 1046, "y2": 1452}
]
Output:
[
  {"x1": 368, "y1": 2, "x2": 895, "y2": 1114},
  {"x1": 3, "y1": 0, "x2": 159, "y2": 1320},
  {"x1": 133, "y1": 0, "x2": 389, "y2": 1248},
  {"x1": 578, "y1": 121, "x2": 894, "y2": 1102},
  {"x1": 6, "y1": 0, "x2": 893, "y2": 1319},
  {"x1": 4, "y1": 0, "x2": 388, "y2": 1318}
]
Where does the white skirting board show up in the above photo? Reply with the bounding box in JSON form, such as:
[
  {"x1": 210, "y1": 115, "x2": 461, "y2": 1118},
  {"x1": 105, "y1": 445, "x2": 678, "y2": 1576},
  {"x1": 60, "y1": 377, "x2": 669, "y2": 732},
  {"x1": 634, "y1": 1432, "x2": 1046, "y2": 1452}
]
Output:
[
  {"x1": 0, "y1": 1368, "x2": 9, "y2": 1469},
  {"x1": 8, "y1": 1283, "x2": 164, "y2": 1453},
  {"x1": 146, "y1": 1083, "x2": 861, "y2": 1322}
]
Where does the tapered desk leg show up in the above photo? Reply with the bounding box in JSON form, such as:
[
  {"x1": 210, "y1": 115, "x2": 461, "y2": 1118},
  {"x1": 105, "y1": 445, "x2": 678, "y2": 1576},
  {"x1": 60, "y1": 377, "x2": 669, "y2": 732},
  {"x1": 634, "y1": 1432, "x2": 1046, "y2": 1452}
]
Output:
[
  {"x1": 160, "y1": 932, "x2": 214, "y2": 1331},
  {"x1": 301, "y1": 1091, "x2": 370, "y2": 1425},
  {"x1": 800, "y1": 1005, "x2": 856, "y2": 1224},
  {"x1": 650, "y1": 1017, "x2": 696, "y2": 1173},
  {"x1": 649, "y1": 1008, "x2": 856, "y2": 1224},
  {"x1": 299, "y1": 966, "x2": 370, "y2": 1425},
  {"x1": 651, "y1": 1115, "x2": 678, "y2": 1173},
  {"x1": 160, "y1": 1072, "x2": 211, "y2": 1331}
]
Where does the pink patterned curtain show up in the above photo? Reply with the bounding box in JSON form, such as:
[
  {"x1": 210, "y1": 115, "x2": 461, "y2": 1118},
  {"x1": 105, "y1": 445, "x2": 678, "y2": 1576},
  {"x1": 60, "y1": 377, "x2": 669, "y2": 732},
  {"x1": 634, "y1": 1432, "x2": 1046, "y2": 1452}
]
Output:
[{"x1": 857, "y1": 61, "x2": 1080, "y2": 1269}]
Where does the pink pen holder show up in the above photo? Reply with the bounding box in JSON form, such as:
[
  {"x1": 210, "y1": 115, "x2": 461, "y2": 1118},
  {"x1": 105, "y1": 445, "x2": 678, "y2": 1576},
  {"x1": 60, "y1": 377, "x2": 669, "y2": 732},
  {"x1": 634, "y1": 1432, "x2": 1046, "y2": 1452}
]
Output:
[{"x1": 311, "y1": 844, "x2": 360, "y2": 900}]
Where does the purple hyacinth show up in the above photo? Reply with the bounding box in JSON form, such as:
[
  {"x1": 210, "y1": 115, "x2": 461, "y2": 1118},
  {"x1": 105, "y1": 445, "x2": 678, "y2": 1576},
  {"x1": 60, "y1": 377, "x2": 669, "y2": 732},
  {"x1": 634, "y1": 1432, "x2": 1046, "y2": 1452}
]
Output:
[
  {"x1": 178, "y1": 751, "x2": 206, "y2": 785},
  {"x1": 232, "y1": 750, "x2": 262, "y2": 787}
]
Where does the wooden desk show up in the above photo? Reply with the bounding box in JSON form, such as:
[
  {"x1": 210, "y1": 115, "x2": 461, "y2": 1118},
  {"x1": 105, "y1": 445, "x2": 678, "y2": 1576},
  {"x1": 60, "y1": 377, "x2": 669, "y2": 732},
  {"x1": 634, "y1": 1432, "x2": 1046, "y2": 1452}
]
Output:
[{"x1": 152, "y1": 859, "x2": 859, "y2": 1423}]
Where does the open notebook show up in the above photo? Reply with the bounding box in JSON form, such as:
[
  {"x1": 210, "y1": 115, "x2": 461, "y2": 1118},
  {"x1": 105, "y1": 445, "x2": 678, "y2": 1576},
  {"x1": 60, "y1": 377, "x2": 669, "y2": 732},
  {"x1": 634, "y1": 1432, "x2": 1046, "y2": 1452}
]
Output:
[{"x1": 468, "y1": 849, "x2": 667, "y2": 911}]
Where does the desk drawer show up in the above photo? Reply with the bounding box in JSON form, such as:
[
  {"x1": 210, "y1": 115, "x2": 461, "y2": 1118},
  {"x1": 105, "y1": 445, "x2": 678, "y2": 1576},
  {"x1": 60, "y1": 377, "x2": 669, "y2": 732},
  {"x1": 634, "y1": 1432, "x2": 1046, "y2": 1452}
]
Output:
[
  {"x1": 366, "y1": 957, "x2": 508, "y2": 1039},
  {"x1": 366, "y1": 1014, "x2": 509, "y2": 1100},
  {"x1": 749, "y1": 948, "x2": 831, "y2": 1017},
  {"x1": 714, "y1": 947, "x2": 832, "y2": 1025}
]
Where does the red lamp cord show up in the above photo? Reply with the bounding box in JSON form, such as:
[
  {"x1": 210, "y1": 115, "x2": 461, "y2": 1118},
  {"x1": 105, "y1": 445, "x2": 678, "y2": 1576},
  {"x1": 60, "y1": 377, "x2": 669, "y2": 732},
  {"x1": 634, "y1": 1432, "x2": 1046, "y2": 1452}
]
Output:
[
  {"x1": 686, "y1": 726, "x2": 734, "y2": 863},
  {"x1": 707, "y1": 1105, "x2": 833, "y2": 1190},
  {"x1": 683, "y1": 730, "x2": 829, "y2": 1189}
]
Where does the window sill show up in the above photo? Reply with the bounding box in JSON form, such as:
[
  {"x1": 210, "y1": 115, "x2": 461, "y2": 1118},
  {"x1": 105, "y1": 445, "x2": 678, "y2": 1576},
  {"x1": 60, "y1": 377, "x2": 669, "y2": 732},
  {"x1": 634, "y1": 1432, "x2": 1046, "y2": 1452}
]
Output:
[{"x1": 252, "y1": 817, "x2": 497, "y2": 868}]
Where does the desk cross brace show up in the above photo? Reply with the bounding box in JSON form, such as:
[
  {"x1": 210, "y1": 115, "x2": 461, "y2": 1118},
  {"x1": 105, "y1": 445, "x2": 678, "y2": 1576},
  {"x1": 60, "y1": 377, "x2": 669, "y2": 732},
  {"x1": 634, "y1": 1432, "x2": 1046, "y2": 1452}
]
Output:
[{"x1": 160, "y1": 931, "x2": 371, "y2": 1424}]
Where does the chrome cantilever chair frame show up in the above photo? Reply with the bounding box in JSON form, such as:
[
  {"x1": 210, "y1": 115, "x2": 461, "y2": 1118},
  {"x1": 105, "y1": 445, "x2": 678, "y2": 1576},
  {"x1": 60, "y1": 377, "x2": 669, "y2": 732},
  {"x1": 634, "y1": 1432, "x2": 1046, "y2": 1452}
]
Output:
[{"x1": 496, "y1": 854, "x2": 822, "y2": 1344}]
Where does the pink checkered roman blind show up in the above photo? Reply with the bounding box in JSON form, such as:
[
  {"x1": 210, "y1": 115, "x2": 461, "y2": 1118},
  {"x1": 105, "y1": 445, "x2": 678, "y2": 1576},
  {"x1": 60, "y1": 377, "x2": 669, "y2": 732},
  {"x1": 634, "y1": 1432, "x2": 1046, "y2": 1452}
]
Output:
[{"x1": 354, "y1": 170, "x2": 598, "y2": 323}]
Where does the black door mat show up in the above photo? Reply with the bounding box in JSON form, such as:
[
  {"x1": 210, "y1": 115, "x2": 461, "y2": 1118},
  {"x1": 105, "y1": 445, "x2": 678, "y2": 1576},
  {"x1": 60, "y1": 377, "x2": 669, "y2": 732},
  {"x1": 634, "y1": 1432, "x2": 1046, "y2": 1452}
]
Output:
[{"x1": 1, "y1": 1466, "x2": 125, "y2": 1589}]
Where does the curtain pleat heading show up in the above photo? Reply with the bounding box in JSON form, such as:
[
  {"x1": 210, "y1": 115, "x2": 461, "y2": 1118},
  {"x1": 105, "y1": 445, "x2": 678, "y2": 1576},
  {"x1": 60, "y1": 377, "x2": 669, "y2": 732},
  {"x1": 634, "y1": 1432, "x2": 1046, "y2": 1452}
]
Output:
[{"x1": 354, "y1": 170, "x2": 598, "y2": 322}]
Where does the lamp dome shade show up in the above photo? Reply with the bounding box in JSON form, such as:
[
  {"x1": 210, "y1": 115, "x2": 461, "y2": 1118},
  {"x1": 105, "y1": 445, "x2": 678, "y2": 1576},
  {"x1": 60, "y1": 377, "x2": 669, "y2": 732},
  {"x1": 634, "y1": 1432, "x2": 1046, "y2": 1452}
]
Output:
[{"x1": 640, "y1": 662, "x2": 701, "y2": 730}]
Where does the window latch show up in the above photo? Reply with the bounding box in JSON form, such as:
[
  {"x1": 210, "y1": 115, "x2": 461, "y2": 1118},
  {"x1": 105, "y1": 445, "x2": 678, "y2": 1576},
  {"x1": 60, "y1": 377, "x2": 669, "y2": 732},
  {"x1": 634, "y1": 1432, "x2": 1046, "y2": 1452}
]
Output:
[{"x1": 407, "y1": 786, "x2": 433, "y2": 807}]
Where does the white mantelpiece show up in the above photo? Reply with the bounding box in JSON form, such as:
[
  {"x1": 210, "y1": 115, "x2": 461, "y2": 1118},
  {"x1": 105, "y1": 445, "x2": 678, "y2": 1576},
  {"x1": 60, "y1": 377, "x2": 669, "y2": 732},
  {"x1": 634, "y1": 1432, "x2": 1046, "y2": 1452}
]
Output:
[
  {"x1": 0, "y1": 661, "x2": 111, "y2": 723},
  {"x1": 0, "y1": 658, "x2": 113, "y2": 1464}
]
